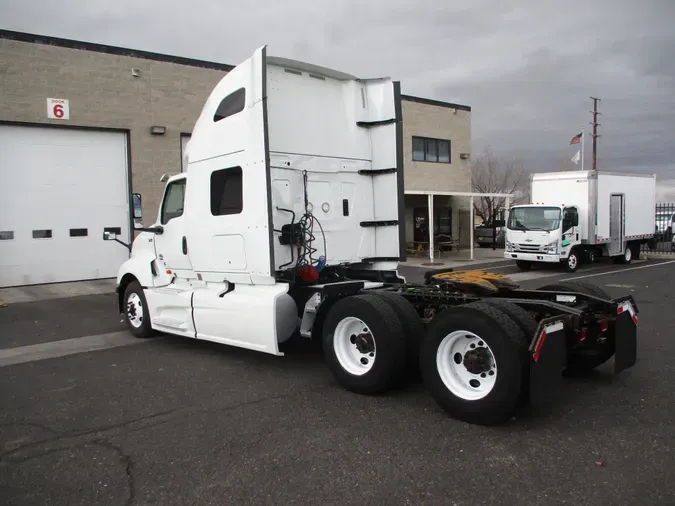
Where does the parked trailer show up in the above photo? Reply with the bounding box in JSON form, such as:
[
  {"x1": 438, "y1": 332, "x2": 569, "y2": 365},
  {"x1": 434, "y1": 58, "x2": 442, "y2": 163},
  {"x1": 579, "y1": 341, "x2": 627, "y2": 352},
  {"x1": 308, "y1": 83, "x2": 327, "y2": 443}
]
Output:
[
  {"x1": 505, "y1": 170, "x2": 656, "y2": 272},
  {"x1": 104, "y1": 47, "x2": 639, "y2": 426}
]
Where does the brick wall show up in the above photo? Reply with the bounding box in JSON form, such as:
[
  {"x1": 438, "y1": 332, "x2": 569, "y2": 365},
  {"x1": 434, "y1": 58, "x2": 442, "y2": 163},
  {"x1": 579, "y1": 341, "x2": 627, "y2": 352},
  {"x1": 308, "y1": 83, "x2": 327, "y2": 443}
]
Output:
[{"x1": 0, "y1": 38, "x2": 226, "y2": 222}]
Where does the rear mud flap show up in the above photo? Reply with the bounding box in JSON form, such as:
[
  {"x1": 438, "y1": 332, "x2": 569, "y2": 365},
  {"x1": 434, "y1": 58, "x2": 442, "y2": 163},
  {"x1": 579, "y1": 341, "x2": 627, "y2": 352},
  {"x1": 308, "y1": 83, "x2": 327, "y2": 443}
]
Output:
[
  {"x1": 528, "y1": 317, "x2": 567, "y2": 405},
  {"x1": 613, "y1": 299, "x2": 638, "y2": 374}
]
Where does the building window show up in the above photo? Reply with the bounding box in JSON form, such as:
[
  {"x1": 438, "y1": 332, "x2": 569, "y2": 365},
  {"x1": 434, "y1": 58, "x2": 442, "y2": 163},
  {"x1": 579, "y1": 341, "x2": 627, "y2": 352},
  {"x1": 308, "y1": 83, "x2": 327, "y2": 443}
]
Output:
[
  {"x1": 412, "y1": 136, "x2": 451, "y2": 163},
  {"x1": 210, "y1": 166, "x2": 243, "y2": 216},
  {"x1": 213, "y1": 88, "x2": 246, "y2": 122}
]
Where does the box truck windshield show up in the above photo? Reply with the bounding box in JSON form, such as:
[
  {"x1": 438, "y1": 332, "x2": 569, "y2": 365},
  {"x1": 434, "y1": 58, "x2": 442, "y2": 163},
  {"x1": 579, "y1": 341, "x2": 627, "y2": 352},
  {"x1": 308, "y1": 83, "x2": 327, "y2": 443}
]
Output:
[{"x1": 507, "y1": 206, "x2": 561, "y2": 232}]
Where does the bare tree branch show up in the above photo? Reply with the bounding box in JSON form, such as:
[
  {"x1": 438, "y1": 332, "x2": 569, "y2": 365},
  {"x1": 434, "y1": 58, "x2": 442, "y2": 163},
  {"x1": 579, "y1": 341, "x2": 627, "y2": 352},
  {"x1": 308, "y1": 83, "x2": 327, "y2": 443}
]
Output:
[{"x1": 470, "y1": 146, "x2": 530, "y2": 224}]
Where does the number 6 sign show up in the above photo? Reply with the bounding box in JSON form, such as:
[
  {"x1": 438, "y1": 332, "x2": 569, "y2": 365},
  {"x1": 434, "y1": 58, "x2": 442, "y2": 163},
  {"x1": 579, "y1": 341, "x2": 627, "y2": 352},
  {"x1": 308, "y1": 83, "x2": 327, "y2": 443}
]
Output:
[{"x1": 47, "y1": 98, "x2": 70, "y2": 120}]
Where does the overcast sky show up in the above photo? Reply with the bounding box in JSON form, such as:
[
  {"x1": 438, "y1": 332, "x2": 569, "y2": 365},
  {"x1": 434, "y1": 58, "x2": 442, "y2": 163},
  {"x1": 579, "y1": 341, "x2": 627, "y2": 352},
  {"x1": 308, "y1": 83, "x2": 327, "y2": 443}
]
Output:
[{"x1": 3, "y1": 0, "x2": 674, "y2": 197}]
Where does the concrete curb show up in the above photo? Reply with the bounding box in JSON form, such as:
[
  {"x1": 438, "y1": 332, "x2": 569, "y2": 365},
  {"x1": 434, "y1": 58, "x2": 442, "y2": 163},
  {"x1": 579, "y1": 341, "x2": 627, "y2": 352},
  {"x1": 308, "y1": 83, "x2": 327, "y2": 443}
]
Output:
[{"x1": 642, "y1": 252, "x2": 675, "y2": 260}]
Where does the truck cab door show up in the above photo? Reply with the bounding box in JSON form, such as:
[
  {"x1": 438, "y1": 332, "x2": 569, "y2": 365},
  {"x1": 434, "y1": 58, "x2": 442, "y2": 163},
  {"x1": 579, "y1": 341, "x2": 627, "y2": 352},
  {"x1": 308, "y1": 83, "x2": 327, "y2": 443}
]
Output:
[
  {"x1": 561, "y1": 206, "x2": 579, "y2": 247},
  {"x1": 153, "y1": 175, "x2": 194, "y2": 280}
]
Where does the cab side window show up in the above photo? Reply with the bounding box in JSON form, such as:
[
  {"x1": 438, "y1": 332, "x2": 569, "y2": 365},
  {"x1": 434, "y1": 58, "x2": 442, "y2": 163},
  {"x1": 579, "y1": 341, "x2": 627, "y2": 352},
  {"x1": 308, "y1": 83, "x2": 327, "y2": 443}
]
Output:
[
  {"x1": 563, "y1": 207, "x2": 578, "y2": 231},
  {"x1": 161, "y1": 179, "x2": 186, "y2": 225}
]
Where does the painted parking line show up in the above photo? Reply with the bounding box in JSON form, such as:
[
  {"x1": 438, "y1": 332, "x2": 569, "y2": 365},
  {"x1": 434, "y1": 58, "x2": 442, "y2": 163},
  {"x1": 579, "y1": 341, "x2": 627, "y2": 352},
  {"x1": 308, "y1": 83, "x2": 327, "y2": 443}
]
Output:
[
  {"x1": 565, "y1": 259, "x2": 675, "y2": 281},
  {"x1": 0, "y1": 331, "x2": 153, "y2": 368}
]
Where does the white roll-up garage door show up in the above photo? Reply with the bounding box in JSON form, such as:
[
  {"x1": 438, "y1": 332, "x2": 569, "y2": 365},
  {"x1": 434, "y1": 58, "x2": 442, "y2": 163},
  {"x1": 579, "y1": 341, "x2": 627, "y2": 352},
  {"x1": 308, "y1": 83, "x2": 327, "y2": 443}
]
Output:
[{"x1": 0, "y1": 124, "x2": 131, "y2": 288}]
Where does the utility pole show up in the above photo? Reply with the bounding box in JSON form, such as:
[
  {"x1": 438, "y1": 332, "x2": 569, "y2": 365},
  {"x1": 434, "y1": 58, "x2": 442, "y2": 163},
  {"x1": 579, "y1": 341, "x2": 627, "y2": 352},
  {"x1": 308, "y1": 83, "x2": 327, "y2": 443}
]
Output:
[{"x1": 590, "y1": 96, "x2": 601, "y2": 170}]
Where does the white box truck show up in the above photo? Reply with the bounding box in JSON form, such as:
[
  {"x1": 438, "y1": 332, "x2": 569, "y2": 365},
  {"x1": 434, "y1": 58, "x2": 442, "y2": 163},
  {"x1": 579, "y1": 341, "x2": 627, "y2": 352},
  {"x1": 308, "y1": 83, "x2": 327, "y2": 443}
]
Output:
[
  {"x1": 505, "y1": 170, "x2": 656, "y2": 272},
  {"x1": 102, "y1": 48, "x2": 639, "y2": 426}
]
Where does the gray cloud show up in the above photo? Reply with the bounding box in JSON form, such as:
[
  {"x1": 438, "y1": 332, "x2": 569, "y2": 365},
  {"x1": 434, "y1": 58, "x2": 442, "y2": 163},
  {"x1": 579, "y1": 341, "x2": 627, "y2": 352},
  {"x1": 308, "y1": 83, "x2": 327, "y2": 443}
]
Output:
[{"x1": 2, "y1": 0, "x2": 674, "y2": 183}]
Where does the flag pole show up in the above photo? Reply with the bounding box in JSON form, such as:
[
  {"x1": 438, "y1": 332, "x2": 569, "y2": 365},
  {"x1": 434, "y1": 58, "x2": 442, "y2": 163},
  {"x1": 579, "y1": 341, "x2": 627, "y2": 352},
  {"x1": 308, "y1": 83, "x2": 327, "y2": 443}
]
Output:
[{"x1": 581, "y1": 127, "x2": 585, "y2": 171}]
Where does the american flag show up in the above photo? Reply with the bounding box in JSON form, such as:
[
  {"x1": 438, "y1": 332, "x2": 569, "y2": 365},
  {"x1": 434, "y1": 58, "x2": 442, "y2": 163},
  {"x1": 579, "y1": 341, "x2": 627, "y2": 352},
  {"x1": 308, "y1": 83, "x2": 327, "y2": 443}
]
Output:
[{"x1": 569, "y1": 132, "x2": 582, "y2": 145}]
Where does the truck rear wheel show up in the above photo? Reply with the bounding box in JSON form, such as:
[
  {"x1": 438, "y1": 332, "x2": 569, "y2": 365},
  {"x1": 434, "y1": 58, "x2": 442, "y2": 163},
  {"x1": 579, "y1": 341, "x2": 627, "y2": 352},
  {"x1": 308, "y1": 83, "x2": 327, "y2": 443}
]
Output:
[
  {"x1": 322, "y1": 294, "x2": 407, "y2": 395},
  {"x1": 479, "y1": 299, "x2": 537, "y2": 406},
  {"x1": 123, "y1": 281, "x2": 158, "y2": 338},
  {"x1": 613, "y1": 245, "x2": 633, "y2": 265},
  {"x1": 367, "y1": 290, "x2": 425, "y2": 377},
  {"x1": 419, "y1": 302, "x2": 527, "y2": 425}
]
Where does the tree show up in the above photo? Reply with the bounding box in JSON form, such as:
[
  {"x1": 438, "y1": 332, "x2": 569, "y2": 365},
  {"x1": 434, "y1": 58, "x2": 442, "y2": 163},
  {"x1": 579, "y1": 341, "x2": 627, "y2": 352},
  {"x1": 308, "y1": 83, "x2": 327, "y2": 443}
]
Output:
[{"x1": 471, "y1": 146, "x2": 529, "y2": 224}]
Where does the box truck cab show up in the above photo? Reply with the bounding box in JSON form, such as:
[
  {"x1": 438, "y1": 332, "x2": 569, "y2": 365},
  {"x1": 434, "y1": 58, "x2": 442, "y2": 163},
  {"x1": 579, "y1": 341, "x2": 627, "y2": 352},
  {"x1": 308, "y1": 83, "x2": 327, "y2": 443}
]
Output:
[
  {"x1": 505, "y1": 170, "x2": 656, "y2": 272},
  {"x1": 505, "y1": 204, "x2": 580, "y2": 271}
]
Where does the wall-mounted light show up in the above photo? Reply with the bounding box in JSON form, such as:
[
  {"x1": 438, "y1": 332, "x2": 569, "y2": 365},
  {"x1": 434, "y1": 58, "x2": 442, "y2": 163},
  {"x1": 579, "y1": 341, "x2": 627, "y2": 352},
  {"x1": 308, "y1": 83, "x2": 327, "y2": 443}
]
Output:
[
  {"x1": 150, "y1": 125, "x2": 166, "y2": 135},
  {"x1": 460, "y1": 153, "x2": 470, "y2": 160},
  {"x1": 132, "y1": 68, "x2": 141, "y2": 77}
]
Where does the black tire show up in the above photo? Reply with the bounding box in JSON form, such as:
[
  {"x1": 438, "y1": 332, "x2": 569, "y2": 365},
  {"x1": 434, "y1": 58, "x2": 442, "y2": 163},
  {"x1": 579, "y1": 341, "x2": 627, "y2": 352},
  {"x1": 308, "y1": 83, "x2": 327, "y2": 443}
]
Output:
[
  {"x1": 123, "y1": 281, "x2": 158, "y2": 338},
  {"x1": 537, "y1": 281, "x2": 609, "y2": 301},
  {"x1": 614, "y1": 245, "x2": 633, "y2": 265},
  {"x1": 480, "y1": 299, "x2": 538, "y2": 406},
  {"x1": 516, "y1": 260, "x2": 531, "y2": 271},
  {"x1": 629, "y1": 241, "x2": 641, "y2": 260},
  {"x1": 480, "y1": 299, "x2": 538, "y2": 340},
  {"x1": 586, "y1": 248, "x2": 596, "y2": 264},
  {"x1": 419, "y1": 302, "x2": 527, "y2": 425},
  {"x1": 564, "y1": 249, "x2": 580, "y2": 272},
  {"x1": 367, "y1": 290, "x2": 425, "y2": 377},
  {"x1": 536, "y1": 282, "x2": 614, "y2": 371},
  {"x1": 322, "y1": 294, "x2": 407, "y2": 395}
]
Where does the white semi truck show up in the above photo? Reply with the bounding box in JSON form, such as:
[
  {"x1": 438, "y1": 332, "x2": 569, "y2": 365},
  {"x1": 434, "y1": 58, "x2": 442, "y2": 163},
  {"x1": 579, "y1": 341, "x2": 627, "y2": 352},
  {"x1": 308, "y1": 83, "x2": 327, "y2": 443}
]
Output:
[
  {"x1": 104, "y1": 47, "x2": 639, "y2": 426},
  {"x1": 505, "y1": 170, "x2": 656, "y2": 272}
]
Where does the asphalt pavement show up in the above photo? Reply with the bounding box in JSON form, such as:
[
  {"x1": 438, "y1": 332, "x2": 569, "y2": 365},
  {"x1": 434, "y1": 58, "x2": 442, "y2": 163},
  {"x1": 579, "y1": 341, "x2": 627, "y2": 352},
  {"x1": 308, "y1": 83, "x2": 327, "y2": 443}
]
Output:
[{"x1": 1, "y1": 258, "x2": 675, "y2": 505}]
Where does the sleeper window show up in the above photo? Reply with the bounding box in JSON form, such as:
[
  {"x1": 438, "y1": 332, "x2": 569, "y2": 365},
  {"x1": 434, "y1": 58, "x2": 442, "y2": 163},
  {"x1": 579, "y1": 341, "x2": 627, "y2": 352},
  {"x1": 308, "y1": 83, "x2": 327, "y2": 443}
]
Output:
[
  {"x1": 210, "y1": 167, "x2": 243, "y2": 216},
  {"x1": 213, "y1": 88, "x2": 246, "y2": 122}
]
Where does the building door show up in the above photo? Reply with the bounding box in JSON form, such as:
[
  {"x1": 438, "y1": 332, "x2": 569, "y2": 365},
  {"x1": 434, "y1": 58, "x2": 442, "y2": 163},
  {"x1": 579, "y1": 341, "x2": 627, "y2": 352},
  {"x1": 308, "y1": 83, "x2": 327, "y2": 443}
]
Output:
[
  {"x1": 413, "y1": 207, "x2": 428, "y2": 242},
  {"x1": 0, "y1": 125, "x2": 130, "y2": 287},
  {"x1": 609, "y1": 194, "x2": 625, "y2": 255}
]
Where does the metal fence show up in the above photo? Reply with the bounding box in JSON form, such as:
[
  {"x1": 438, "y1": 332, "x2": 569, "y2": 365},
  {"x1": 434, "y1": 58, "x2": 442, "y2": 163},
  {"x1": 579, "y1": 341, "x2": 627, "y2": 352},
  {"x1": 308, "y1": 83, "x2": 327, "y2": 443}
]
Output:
[{"x1": 640, "y1": 203, "x2": 675, "y2": 255}]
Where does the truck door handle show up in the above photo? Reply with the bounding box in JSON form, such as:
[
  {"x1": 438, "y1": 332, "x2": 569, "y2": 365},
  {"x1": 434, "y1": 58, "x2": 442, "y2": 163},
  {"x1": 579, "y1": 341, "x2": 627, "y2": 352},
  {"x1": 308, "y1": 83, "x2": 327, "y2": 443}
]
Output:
[{"x1": 182, "y1": 236, "x2": 188, "y2": 255}]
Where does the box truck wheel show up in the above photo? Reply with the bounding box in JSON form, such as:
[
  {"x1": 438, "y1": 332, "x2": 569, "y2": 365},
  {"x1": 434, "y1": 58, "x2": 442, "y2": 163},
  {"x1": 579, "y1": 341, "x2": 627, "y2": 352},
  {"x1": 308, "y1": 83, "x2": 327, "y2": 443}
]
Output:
[
  {"x1": 418, "y1": 302, "x2": 527, "y2": 425},
  {"x1": 564, "y1": 249, "x2": 580, "y2": 272},
  {"x1": 613, "y1": 245, "x2": 633, "y2": 265},
  {"x1": 322, "y1": 294, "x2": 407, "y2": 395}
]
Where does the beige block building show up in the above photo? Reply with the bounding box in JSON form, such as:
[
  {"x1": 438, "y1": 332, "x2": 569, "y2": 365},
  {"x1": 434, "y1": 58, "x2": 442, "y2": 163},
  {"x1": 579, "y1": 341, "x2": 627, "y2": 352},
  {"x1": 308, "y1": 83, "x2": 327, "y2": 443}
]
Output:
[
  {"x1": 399, "y1": 96, "x2": 472, "y2": 244},
  {"x1": 0, "y1": 29, "x2": 472, "y2": 287}
]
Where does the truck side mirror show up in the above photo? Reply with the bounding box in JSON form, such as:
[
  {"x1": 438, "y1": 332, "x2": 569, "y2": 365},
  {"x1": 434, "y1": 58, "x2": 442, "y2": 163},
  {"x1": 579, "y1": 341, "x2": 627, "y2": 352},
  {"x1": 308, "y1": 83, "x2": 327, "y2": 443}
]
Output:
[
  {"x1": 572, "y1": 214, "x2": 579, "y2": 226},
  {"x1": 103, "y1": 230, "x2": 117, "y2": 241},
  {"x1": 132, "y1": 193, "x2": 142, "y2": 220}
]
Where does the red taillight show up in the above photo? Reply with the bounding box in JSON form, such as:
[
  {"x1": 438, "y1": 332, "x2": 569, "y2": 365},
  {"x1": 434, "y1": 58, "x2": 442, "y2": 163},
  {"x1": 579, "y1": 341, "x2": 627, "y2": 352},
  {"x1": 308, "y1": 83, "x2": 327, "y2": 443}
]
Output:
[
  {"x1": 600, "y1": 319, "x2": 609, "y2": 334},
  {"x1": 533, "y1": 331, "x2": 547, "y2": 362}
]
